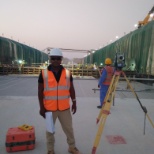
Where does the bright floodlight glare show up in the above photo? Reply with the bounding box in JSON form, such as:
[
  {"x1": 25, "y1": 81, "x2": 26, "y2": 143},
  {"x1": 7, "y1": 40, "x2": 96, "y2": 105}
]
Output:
[
  {"x1": 18, "y1": 60, "x2": 22, "y2": 64},
  {"x1": 150, "y1": 13, "x2": 154, "y2": 18},
  {"x1": 134, "y1": 24, "x2": 138, "y2": 27}
]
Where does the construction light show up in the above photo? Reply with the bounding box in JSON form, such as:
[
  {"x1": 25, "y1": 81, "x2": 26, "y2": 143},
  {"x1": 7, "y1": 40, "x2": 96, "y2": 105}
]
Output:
[
  {"x1": 134, "y1": 24, "x2": 138, "y2": 28},
  {"x1": 18, "y1": 60, "x2": 22, "y2": 64},
  {"x1": 150, "y1": 13, "x2": 154, "y2": 18},
  {"x1": 115, "y1": 36, "x2": 119, "y2": 39}
]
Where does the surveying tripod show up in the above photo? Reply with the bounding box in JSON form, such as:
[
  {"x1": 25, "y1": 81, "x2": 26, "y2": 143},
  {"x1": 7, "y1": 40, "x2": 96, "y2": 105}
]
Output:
[{"x1": 92, "y1": 70, "x2": 154, "y2": 154}]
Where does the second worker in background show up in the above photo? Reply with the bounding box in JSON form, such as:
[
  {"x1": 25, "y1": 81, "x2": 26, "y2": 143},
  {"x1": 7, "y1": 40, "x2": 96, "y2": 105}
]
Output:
[{"x1": 97, "y1": 58, "x2": 114, "y2": 109}]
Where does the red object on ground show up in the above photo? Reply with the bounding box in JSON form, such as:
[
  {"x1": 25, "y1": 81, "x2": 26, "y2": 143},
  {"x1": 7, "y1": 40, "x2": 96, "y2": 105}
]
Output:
[
  {"x1": 5, "y1": 126, "x2": 35, "y2": 152},
  {"x1": 106, "y1": 135, "x2": 126, "y2": 144}
]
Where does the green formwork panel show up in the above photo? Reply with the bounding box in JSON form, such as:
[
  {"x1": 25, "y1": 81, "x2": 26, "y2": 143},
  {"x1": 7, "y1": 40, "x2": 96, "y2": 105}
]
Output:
[
  {"x1": 0, "y1": 37, "x2": 48, "y2": 65},
  {"x1": 84, "y1": 21, "x2": 154, "y2": 75}
]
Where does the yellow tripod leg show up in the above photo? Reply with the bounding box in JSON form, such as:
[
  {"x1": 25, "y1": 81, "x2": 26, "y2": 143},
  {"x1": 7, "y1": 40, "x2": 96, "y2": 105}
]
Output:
[
  {"x1": 92, "y1": 101, "x2": 112, "y2": 154},
  {"x1": 146, "y1": 114, "x2": 154, "y2": 128},
  {"x1": 92, "y1": 72, "x2": 121, "y2": 154},
  {"x1": 96, "y1": 74, "x2": 116, "y2": 124},
  {"x1": 122, "y1": 71, "x2": 154, "y2": 130},
  {"x1": 110, "y1": 75, "x2": 120, "y2": 102}
]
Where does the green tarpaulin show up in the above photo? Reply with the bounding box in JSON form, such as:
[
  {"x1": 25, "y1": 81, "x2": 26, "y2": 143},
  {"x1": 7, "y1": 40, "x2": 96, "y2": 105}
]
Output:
[
  {"x1": 84, "y1": 20, "x2": 154, "y2": 75},
  {"x1": 0, "y1": 37, "x2": 48, "y2": 66}
]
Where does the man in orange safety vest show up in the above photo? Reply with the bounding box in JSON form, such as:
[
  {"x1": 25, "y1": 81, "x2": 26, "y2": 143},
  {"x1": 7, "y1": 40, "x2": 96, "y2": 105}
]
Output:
[{"x1": 38, "y1": 48, "x2": 81, "y2": 154}]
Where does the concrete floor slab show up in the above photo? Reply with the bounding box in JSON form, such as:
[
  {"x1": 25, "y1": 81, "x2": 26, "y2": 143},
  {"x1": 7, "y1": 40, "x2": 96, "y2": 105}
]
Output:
[{"x1": 0, "y1": 75, "x2": 154, "y2": 154}]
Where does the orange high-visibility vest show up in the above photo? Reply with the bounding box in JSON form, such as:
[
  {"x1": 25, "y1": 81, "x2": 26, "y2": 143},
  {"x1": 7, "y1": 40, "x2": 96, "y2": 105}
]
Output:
[
  {"x1": 102, "y1": 66, "x2": 114, "y2": 85},
  {"x1": 42, "y1": 68, "x2": 70, "y2": 111}
]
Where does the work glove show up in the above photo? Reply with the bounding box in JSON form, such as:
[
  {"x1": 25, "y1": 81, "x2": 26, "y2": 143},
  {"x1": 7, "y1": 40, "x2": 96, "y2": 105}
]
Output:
[
  {"x1": 39, "y1": 108, "x2": 46, "y2": 118},
  {"x1": 71, "y1": 103, "x2": 77, "y2": 114}
]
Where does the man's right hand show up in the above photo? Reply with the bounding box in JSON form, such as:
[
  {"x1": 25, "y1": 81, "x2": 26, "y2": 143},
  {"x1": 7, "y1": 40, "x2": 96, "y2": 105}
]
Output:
[{"x1": 39, "y1": 108, "x2": 46, "y2": 118}]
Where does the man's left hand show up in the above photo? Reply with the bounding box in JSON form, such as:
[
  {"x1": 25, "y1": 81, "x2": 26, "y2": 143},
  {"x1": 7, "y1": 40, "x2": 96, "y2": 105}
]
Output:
[{"x1": 71, "y1": 104, "x2": 77, "y2": 114}]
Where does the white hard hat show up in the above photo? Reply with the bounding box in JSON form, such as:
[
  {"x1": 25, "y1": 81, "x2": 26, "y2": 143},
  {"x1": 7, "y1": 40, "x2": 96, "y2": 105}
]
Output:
[{"x1": 49, "y1": 48, "x2": 63, "y2": 57}]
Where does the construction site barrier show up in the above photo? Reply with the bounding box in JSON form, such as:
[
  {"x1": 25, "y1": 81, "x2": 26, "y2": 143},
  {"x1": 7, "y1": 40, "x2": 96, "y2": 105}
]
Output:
[{"x1": 0, "y1": 66, "x2": 100, "y2": 78}]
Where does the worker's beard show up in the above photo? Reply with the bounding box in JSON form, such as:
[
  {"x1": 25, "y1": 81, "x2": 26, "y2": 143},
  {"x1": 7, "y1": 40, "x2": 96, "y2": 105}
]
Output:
[
  {"x1": 51, "y1": 63, "x2": 61, "y2": 70},
  {"x1": 53, "y1": 65, "x2": 60, "y2": 68}
]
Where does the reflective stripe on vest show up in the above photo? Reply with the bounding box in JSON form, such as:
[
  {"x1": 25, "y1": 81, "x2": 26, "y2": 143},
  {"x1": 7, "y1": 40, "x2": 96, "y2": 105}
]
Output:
[
  {"x1": 103, "y1": 66, "x2": 114, "y2": 85},
  {"x1": 42, "y1": 68, "x2": 70, "y2": 111}
]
